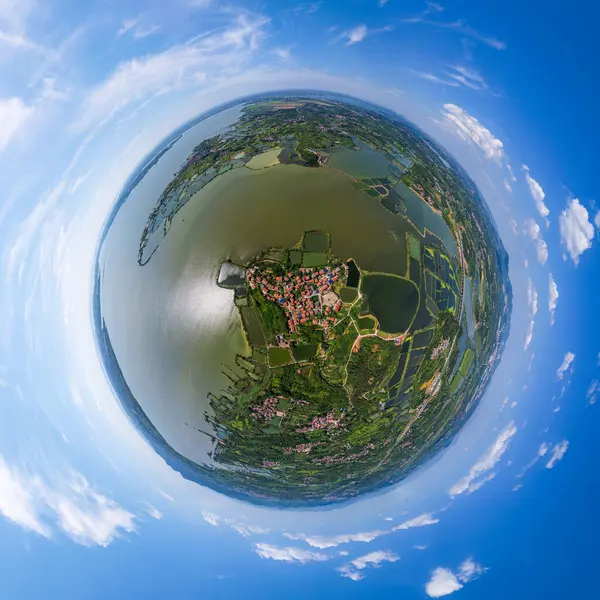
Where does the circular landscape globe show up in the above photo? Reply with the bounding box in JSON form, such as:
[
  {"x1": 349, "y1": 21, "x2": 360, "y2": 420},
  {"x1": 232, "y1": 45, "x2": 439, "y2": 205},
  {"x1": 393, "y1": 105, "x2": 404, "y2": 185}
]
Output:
[{"x1": 94, "y1": 92, "x2": 511, "y2": 508}]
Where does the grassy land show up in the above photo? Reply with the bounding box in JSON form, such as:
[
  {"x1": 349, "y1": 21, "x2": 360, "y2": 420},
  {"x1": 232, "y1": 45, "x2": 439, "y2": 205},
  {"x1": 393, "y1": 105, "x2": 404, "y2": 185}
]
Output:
[
  {"x1": 302, "y1": 252, "x2": 328, "y2": 267},
  {"x1": 268, "y1": 347, "x2": 294, "y2": 367},
  {"x1": 340, "y1": 286, "x2": 358, "y2": 303},
  {"x1": 458, "y1": 348, "x2": 475, "y2": 377}
]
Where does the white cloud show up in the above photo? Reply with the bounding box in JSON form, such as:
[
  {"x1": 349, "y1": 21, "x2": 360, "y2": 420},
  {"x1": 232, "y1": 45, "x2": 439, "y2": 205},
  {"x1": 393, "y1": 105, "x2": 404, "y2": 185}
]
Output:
[
  {"x1": 517, "y1": 442, "x2": 549, "y2": 478},
  {"x1": 0, "y1": 97, "x2": 32, "y2": 151},
  {"x1": 74, "y1": 14, "x2": 269, "y2": 131},
  {"x1": 285, "y1": 512, "x2": 437, "y2": 550},
  {"x1": 342, "y1": 24, "x2": 368, "y2": 45},
  {"x1": 202, "y1": 511, "x2": 220, "y2": 527},
  {"x1": 559, "y1": 198, "x2": 595, "y2": 264},
  {"x1": 338, "y1": 550, "x2": 399, "y2": 581},
  {"x1": 293, "y1": 2, "x2": 320, "y2": 15},
  {"x1": 426, "y1": 559, "x2": 485, "y2": 597},
  {"x1": 464, "y1": 472, "x2": 496, "y2": 494},
  {"x1": 392, "y1": 512, "x2": 439, "y2": 530},
  {"x1": 413, "y1": 71, "x2": 460, "y2": 87},
  {"x1": 225, "y1": 519, "x2": 269, "y2": 537},
  {"x1": 524, "y1": 318, "x2": 534, "y2": 350},
  {"x1": 50, "y1": 484, "x2": 135, "y2": 547},
  {"x1": 449, "y1": 422, "x2": 517, "y2": 497},
  {"x1": 427, "y1": 568, "x2": 463, "y2": 597},
  {"x1": 445, "y1": 64, "x2": 488, "y2": 90},
  {"x1": 524, "y1": 278, "x2": 537, "y2": 349},
  {"x1": 556, "y1": 352, "x2": 575, "y2": 380},
  {"x1": 522, "y1": 165, "x2": 549, "y2": 218},
  {"x1": 145, "y1": 504, "x2": 162, "y2": 520},
  {"x1": 0, "y1": 457, "x2": 50, "y2": 537},
  {"x1": 506, "y1": 163, "x2": 516, "y2": 182},
  {"x1": 272, "y1": 47, "x2": 292, "y2": 61},
  {"x1": 0, "y1": 457, "x2": 135, "y2": 546},
  {"x1": 254, "y1": 543, "x2": 331, "y2": 563},
  {"x1": 546, "y1": 440, "x2": 569, "y2": 468},
  {"x1": 285, "y1": 528, "x2": 386, "y2": 549},
  {"x1": 595, "y1": 210, "x2": 600, "y2": 230},
  {"x1": 441, "y1": 104, "x2": 504, "y2": 163},
  {"x1": 523, "y1": 219, "x2": 548, "y2": 265},
  {"x1": 414, "y1": 65, "x2": 490, "y2": 91},
  {"x1": 548, "y1": 273, "x2": 559, "y2": 325},
  {"x1": 527, "y1": 278, "x2": 538, "y2": 317},
  {"x1": 118, "y1": 17, "x2": 161, "y2": 39},
  {"x1": 587, "y1": 379, "x2": 600, "y2": 405}
]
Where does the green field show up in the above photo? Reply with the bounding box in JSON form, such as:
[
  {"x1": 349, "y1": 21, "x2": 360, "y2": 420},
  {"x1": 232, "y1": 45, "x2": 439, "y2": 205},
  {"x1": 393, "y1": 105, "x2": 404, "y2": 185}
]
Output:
[
  {"x1": 292, "y1": 344, "x2": 319, "y2": 361},
  {"x1": 241, "y1": 306, "x2": 266, "y2": 347},
  {"x1": 458, "y1": 348, "x2": 475, "y2": 376},
  {"x1": 340, "y1": 286, "x2": 359, "y2": 303},
  {"x1": 268, "y1": 347, "x2": 294, "y2": 367},
  {"x1": 302, "y1": 231, "x2": 329, "y2": 252},
  {"x1": 289, "y1": 249, "x2": 302, "y2": 266},
  {"x1": 302, "y1": 251, "x2": 328, "y2": 267},
  {"x1": 449, "y1": 371, "x2": 463, "y2": 394},
  {"x1": 407, "y1": 232, "x2": 421, "y2": 262},
  {"x1": 357, "y1": 316, "x2": 377, "y2": 332}
]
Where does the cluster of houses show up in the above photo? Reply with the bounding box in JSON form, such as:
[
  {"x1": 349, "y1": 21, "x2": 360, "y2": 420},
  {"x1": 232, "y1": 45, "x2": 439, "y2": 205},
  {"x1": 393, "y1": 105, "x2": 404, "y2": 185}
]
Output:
[
  {"x1": 295, "y1": 409, "x2": 344, "y2": 434},
  {"x1": 251, "y1": 396, "x2": 284, "y2": 421},
  {"x1": 246, "y1": 264, "x2": 344, "y2": 334}
]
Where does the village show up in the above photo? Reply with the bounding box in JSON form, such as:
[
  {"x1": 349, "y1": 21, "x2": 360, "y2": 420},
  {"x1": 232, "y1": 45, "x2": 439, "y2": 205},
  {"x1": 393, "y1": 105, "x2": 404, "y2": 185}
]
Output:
[{"x1": 246, "y1": 263, "x2": 345, "y2": 336}]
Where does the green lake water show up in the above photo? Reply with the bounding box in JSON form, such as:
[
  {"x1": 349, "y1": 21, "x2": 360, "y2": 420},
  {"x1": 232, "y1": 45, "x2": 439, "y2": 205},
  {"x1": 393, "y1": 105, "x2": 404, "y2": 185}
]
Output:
[
  {"x1": 361, "y1": 274, "x2": 419, "y2": 333},
  {"x1": 395, "y1": 181, "x2": 459, "y2": 256}
]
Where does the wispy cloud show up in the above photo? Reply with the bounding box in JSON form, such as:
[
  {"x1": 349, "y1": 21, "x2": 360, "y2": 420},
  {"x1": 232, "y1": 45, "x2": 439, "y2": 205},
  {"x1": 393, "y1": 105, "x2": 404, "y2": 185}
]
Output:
[
  {"x1": 118, "y1": 17, "x2": 161, "y2": 39},
  {"x1": 0, "y1": 457, "x2": 135, "y2": 546},
  {"x1": 337, "y1": 24, "x2": 393, "y2": 45},
  {"x1": 449, "y1": 422, "x2": 517, "y2": 497},
  {"x1": 524, "y1": 277, "x2": 538, "y2": 349},
  {"x1": 293, "y1": 2, "x2": 320, "y2": 15},
  {"x1": 546, "y1": 440, "x2": 569, "y2": 468},
  {"x1": 548, "y1": 273, "x2": 559, "y2": 325},
  {"x1": 145, "y1": 504, "x2": 162, "y2": 520},
  {"x1": 517, "y1": 442, "x2": 549, "y2": 478},
  {"x1": 523, "y1": 218, "x2": 548, "y2": 265},
  {"x1": 559, "y1": 198, "x2": 595, "y2": 264},
  {"x1": 392, "y1": 513, "x2": 439, "y2": 530},
  {"x1": 285, "y1": 512, "x2": 438, "y2": 549},
  {"x1": 440, "y1": 104, "x2": 504, "y2": 163},
  {"x1": 341, "y1": 24, "x2": 368, "y2": 45},
  {"x1": 556, "y1": 352, "x2": 575, "y2": 380},
  {"x1": 254, "y1": 543, "x2": 332, "y2": 563},
  {"x1": 587, "y1": 379, "x2": 600, "y2": 405},
  {"x1": 338, "y1": 550, "x2": 399, "y2": 581},
  {"x1": 522, "y1": 164, "x2": 549, "y2": 220},
  {"x1": 272, "y1": 47, "x2": 292, "y2": 61},
  {"x1": 426, "y1": 558, "x2": 485, "y2": 597},
  {"x1": 412, "y1": 65, "x2": 488, "y2": 91},
  {"x1": 446, "y1": 64, "x2": 488, "y2": 90},
  {"x1": 285, "y1": 528, "x2": 386, "y2": 549},
  {"x1": 0, "y1": 97, "x2": 32, "y2": 152},
  {"x1": 202, "y1": 511, "x2": 220, "y2": 526},
  {"x1": 399, "y1": 7, "x2": 505, "y2": 50},
  {"x1": 0, "y1": 0, "x2": 43, "y2": 53},
  {"x1": 74, "y1": 14, "x2": 270, "y2": 131}
]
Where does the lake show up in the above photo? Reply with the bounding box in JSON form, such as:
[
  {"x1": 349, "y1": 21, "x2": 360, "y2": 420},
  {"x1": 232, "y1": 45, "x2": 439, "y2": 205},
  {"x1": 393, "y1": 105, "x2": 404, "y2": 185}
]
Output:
[
  {"x1": 361, "y1": 274, "x2": 419, "y2": 333},
  {"x1": 100, "y1": 154, "x2": 419, "y2": 466},
  {"x1": 395, "y1": 181, "x2": 459, "y2": 256}
]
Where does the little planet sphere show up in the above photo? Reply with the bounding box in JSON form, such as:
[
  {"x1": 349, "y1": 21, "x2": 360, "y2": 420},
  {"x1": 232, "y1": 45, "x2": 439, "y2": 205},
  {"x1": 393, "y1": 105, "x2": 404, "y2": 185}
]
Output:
[{"x1": 95, "y1": 92, "x2": 512, "y2": 507}]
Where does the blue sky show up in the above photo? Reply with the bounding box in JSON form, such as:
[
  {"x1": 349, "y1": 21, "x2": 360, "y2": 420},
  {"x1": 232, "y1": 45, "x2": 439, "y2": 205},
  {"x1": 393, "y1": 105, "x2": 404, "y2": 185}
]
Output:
[{"x1": 0, "y1": 0, "x2": 599, "y2": 598}]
